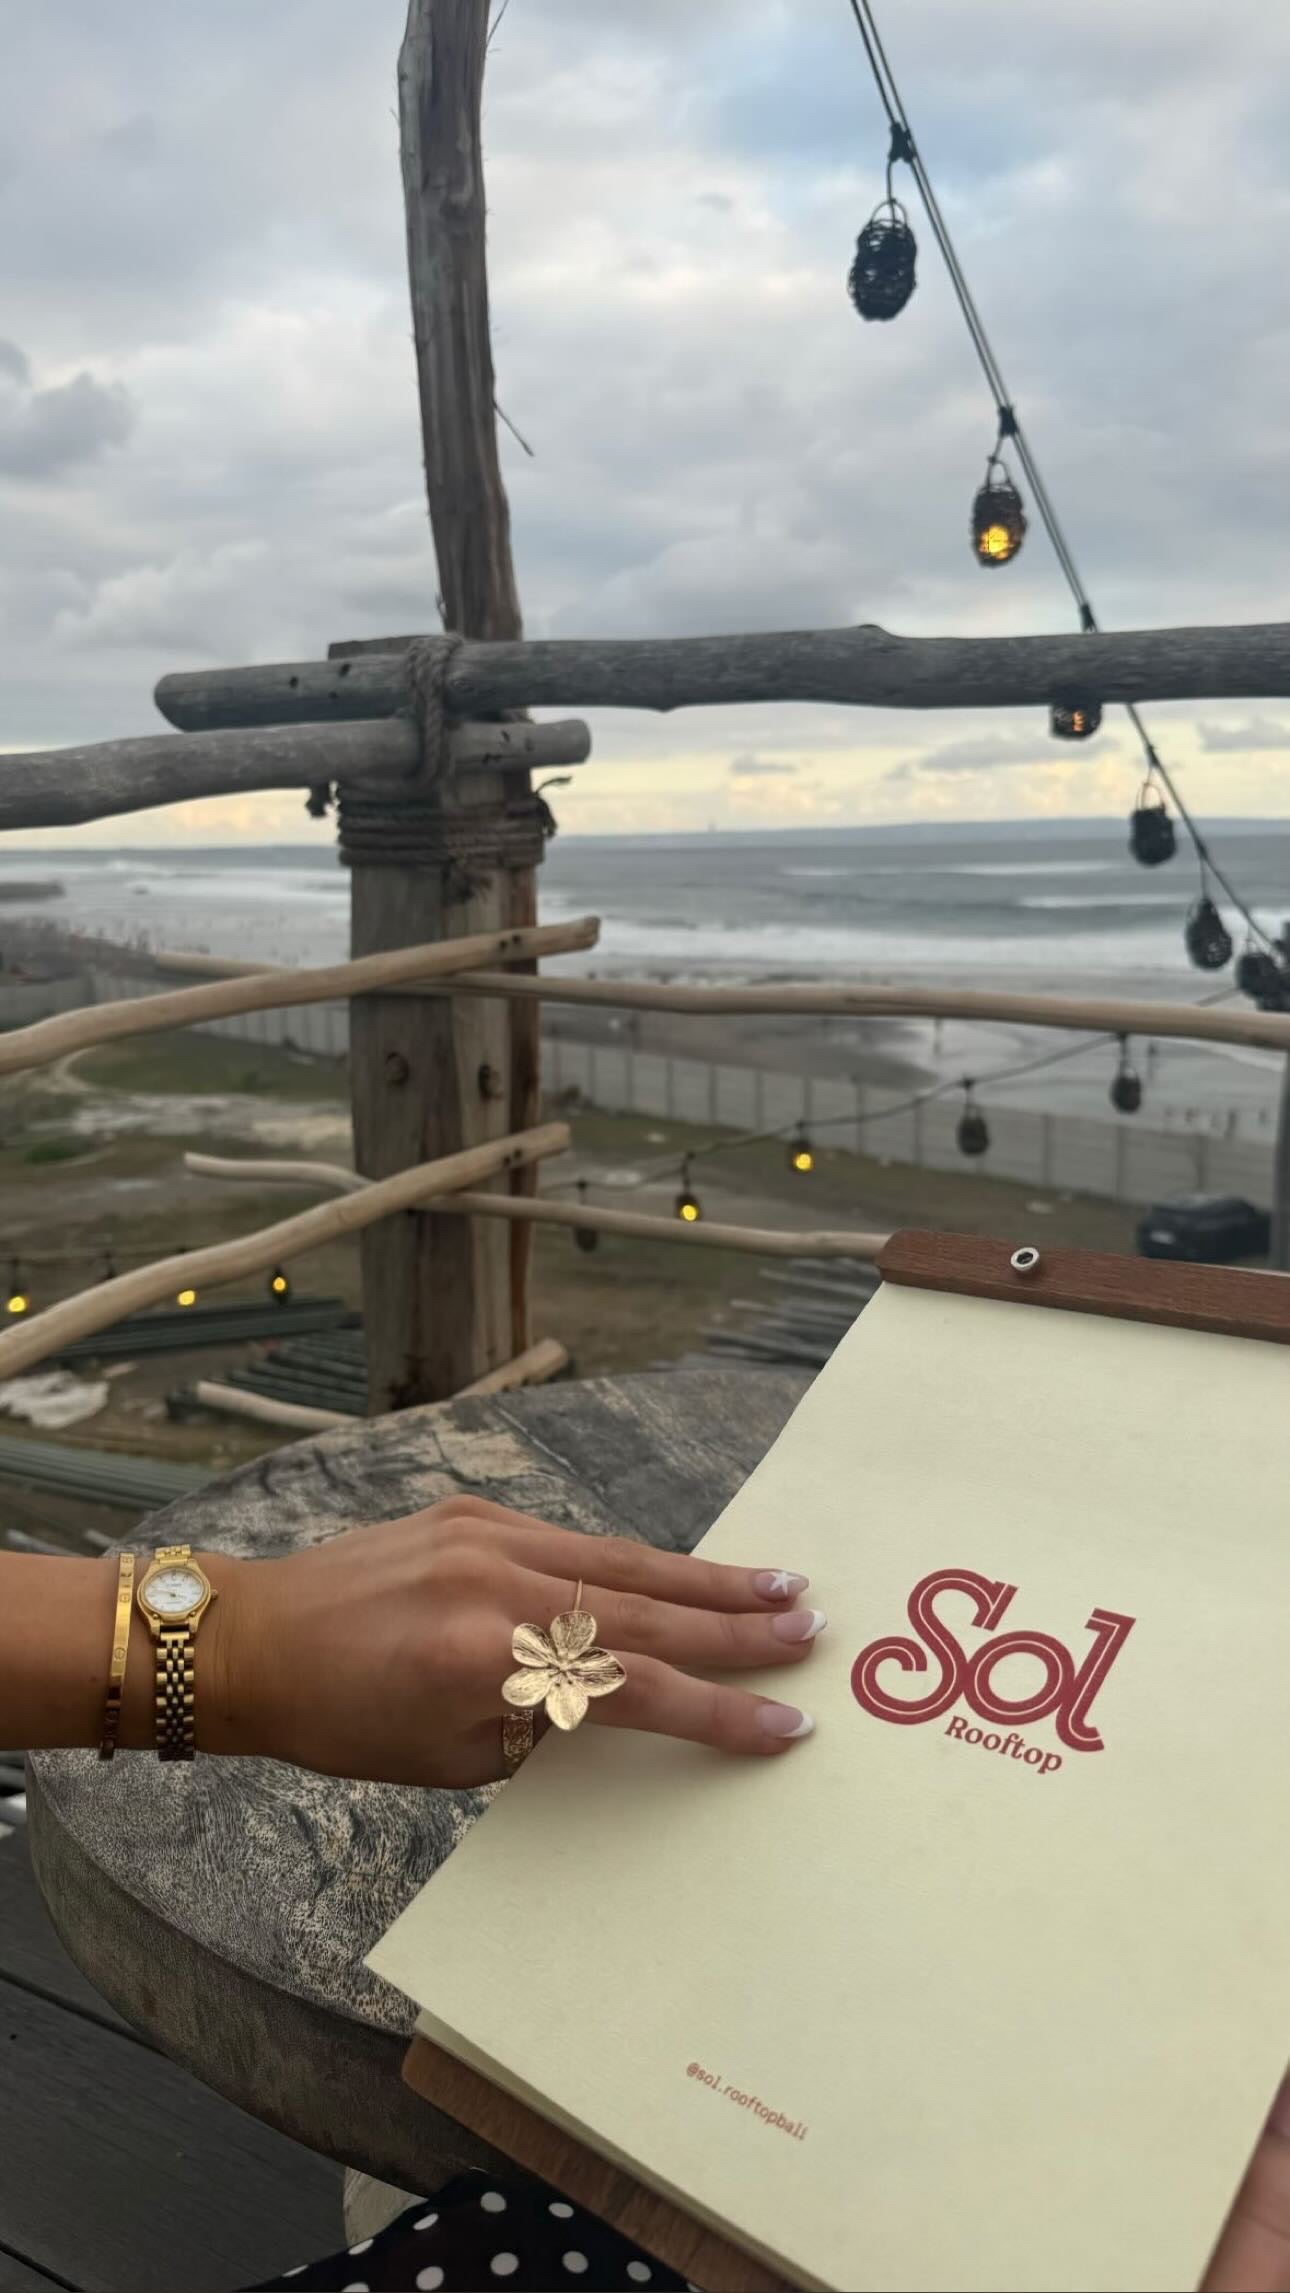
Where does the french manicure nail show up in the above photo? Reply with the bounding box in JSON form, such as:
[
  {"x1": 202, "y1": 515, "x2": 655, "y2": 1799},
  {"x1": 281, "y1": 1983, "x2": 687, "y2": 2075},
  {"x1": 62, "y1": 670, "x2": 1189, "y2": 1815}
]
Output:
[
  {"x1": 771, "y1": 1607, "x2": 828, "y2": 1644},
  {"x1": 758, "y1": 1703, "x2": 815, "y2": 1740},
  {"x1": 753, "y1": 1570, "x2": 809, "y2": 1602}
]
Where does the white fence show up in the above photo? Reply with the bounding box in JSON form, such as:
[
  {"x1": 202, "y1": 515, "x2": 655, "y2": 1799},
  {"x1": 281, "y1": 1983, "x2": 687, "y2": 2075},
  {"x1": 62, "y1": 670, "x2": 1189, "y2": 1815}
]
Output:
[
  {"x1": 544, "y1": 1036, "x2": 1275, "y2": 1210},
  {"x1": 92, "y1": 967, "x2": 351, "y2": 1060},
  {"x1": 72, "y1": 963, "x2": 1279, "y2": 1210},
  {"x1": 0, "y1": 974, "x2": 94, "y2": 1030}
]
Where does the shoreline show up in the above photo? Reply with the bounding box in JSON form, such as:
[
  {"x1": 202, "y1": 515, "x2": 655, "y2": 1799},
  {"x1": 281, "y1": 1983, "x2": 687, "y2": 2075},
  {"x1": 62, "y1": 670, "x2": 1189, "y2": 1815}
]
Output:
[{"x1": 4, "y1": 912, "x2": 1280, "y2": 1136}]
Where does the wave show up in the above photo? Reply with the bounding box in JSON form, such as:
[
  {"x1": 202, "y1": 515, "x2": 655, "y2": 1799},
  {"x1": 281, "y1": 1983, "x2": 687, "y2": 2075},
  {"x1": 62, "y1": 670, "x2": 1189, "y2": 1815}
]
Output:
[{"x1": 1020, "y1": 893, "x2": 1189, "y2": 912}]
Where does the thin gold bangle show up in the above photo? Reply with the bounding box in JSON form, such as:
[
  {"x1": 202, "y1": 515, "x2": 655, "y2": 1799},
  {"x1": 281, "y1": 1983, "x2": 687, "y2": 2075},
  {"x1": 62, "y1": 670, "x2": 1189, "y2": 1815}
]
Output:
[{"x1": 98, "y1": 1552, "x2": 136, "y2": 1762}]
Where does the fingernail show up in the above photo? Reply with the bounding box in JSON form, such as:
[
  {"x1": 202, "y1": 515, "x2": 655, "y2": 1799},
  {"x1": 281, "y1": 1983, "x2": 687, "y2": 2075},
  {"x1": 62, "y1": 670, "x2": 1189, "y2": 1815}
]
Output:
[
  {"x1": 753, "y1": 1570, "x2": 809, "y2": 1602},
  {"x1": 771, "y1": 1607, "x2": 828, "y2": 1645},
  {"x1": 757, "y1": 1703, "x2": 815, "y2": 1740}
]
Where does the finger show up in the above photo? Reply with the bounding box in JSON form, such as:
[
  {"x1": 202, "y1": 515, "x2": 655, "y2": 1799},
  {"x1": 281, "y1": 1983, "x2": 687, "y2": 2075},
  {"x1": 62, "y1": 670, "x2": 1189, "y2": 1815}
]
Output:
[
  {"x1": 506, "y1": 1564, "x2": 827, "y2": 1673},
  {"x1": 484, "y1": 1515, "x2": 812, "y2": 1615},
  {"x1": 1203, "y1": 2072, "x2": 1290, "y2": 2292},
  {"x1": 589, "y1": 1651, "x2": 815, "y2": 1757}
]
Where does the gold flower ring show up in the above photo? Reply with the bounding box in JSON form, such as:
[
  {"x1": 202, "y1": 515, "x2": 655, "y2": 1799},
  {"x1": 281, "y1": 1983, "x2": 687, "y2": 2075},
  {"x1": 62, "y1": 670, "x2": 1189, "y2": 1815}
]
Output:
[{"x1": 500, "y1": 1580, "x2": 627, "y2": 1767}]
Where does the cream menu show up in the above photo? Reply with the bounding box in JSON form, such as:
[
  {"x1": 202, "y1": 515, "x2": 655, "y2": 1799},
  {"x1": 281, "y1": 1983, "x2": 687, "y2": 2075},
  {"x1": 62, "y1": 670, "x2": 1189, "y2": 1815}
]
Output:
[{"x1": 369, "y1": 1281, "x2": 1290, "y2": 2291}]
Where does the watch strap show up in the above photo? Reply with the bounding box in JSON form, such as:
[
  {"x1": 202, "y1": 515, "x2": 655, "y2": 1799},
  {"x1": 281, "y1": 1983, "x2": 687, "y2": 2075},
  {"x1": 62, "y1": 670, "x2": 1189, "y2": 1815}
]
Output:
[{"x1": 155, "y1": 1626, "x2": 197, "y2": 1761}]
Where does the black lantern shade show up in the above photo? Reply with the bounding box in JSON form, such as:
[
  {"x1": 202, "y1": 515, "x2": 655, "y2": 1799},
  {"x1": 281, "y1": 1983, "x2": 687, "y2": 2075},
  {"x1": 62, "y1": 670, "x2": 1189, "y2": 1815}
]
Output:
[
  {"x1": 1110, "y1": 1041, "x2": 1142, "y2": 1115},
  {"x1": 574, "y1": 1178, "x2": 599, "y2": 1253},
  {"x1": 956, "y1": 1084, "x2": 990, "y2": 1157},
  {"x1": 1184, "y1": 896, "x2": 1233, "y2": 972},
  {"x1": 1129, "y1": 786, "x2": 1176, "y2": 868},
  {"x1": 1236, "y1": 945, "x2": 1288, "y2": 1009},
  {"x1": 1050, "y1": 700, "x2": 1103, "y2": 741},
  {"x1": 971, "y1": 459, "x2": 1026, "y2": 567},
  {"x1": 847, "y1": 200, "x2": 917, "y2": 321},
  {"x1": 787, "y1": 1123, "x2": 815, "y2": 1175},
  {"x1": 674, "y1": 1159, "x2": 702, "y2": 1224}
]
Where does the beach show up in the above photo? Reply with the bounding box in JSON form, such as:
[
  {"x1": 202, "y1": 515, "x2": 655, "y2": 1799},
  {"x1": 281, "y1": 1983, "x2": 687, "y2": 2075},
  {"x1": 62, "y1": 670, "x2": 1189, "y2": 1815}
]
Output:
[{"x1": 3, "y1": 818, "x2": 1286, "y2": 1136}]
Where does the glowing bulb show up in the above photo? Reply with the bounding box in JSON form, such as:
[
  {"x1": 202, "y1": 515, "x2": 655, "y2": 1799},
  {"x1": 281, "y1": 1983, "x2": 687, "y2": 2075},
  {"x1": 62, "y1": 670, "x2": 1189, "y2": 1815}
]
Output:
[
  {"x1": 6, "y1": 1291, "x2": 28, "y2": 1317},
  {"x1": 176, "y1": 1286, "x2": 198, "y2": 1308},
  {"x1": 678, "y1": 1199, "x2": 700, "y2": 1223},
  {"x1": 980, "y1": 522, "x2": 1013, "y2": 561},
  {"x1": 269, "y1": 1268, "x2": 290, "y2": 1299}
]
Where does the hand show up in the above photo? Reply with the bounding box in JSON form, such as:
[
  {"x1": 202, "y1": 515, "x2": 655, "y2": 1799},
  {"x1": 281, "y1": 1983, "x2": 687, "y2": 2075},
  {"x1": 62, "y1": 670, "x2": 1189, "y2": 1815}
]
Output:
[
  {"x1": 1204, "y1": 2072, "x2": 1290, "y2": 2291},
  {"x1": 200, "y1": 1497, "x2": 825, "y2": 1786}
]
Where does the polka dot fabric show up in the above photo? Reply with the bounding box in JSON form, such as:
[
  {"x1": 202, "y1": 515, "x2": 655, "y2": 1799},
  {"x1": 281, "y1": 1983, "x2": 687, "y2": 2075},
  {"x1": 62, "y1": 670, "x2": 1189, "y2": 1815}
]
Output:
[{"x1": 253, "y1": 2173, "x2": 691, "y2": 2292}]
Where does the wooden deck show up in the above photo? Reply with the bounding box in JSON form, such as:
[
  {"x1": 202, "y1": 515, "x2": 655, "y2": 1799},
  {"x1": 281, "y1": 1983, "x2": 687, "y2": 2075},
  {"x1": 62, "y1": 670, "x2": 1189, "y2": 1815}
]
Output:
[{"x1": 0, "y1": 1828, "x2": 343, "y2": 2292}]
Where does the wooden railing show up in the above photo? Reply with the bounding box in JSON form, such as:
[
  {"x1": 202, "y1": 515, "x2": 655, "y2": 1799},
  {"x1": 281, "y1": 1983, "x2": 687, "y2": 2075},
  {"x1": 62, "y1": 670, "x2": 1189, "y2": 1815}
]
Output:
[{"x1": 2, "y1": 924, "x2": 1288, "y2": 1389}]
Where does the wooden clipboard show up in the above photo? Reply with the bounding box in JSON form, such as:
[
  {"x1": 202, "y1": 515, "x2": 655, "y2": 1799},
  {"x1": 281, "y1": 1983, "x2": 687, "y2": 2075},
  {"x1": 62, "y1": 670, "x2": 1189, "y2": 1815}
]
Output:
[{"x1": 400, "y1": 1229, "x2": 1290, "y2": 2292}]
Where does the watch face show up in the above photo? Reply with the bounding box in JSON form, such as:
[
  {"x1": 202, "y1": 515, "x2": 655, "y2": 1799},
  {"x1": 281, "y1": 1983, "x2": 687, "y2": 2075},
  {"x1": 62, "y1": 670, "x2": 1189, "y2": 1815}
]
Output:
[{"x1": 142, "y1": 1565, "x2": 204, "y2": 1619}]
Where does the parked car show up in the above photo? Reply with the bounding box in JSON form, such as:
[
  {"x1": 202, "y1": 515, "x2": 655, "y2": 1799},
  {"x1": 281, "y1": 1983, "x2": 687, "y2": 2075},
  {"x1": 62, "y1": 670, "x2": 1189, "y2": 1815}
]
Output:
[{"x1": 1135, "y1": 1194, "x2": 1271, "y2": 1263}]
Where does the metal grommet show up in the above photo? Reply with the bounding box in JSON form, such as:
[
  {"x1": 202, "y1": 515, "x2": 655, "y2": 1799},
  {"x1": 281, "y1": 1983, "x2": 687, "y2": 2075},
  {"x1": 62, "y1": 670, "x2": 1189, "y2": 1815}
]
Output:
[{"x1": 1010, "y1": 1246, "x2": 1041, "y2": 1276}]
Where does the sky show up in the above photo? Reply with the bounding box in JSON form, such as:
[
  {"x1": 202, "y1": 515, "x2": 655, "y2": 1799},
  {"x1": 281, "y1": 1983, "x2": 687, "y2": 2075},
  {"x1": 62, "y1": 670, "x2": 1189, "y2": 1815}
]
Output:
[{"x1": 4, "y1": 0, "x2": 1290, "y2": 846}]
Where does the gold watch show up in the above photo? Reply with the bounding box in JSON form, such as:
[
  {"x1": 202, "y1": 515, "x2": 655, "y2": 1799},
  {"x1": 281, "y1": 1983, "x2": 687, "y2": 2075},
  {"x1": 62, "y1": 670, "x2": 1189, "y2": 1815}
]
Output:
[{"x1": 135, "y1": 1545, "x2": 217, "y2": 1762}]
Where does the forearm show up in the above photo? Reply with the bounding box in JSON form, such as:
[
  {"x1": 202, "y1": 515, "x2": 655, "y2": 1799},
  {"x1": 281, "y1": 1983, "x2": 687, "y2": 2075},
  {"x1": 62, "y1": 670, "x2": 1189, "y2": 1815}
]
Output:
[{"x1": 0, "y1": 1551, "x2": 245, "y2": 1753}]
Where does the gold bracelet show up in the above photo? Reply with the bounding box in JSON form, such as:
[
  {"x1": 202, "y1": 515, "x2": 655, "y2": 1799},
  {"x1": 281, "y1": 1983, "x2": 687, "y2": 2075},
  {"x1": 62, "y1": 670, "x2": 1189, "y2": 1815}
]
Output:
[{"x1": 98, "y1": 1552, "x2": 136, "y2": 1762}]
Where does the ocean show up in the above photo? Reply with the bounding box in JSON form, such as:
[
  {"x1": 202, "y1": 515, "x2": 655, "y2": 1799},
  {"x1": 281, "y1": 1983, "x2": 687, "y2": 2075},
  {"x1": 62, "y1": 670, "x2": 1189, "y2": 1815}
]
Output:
[{"x1": 3, "y1": 819, "x2": 1288, "y2": 1127}]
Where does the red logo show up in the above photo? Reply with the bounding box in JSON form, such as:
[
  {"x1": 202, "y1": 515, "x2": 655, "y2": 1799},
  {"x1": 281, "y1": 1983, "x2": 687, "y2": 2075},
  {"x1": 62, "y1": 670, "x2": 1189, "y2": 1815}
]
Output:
[{"x1": 851, "y1": 1568, "x2": 1135, "y2": 1753}]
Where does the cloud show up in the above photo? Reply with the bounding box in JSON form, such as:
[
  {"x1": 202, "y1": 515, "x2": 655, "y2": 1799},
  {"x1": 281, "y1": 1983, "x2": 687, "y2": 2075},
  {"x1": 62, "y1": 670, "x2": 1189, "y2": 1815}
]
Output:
[
  {"x1": 887, "y1": 732, "x2": 1064, "y2": 783},
  {"x1": 1198, "y1": 718, "x2": 1290, "y2": 753},
  {"x1": 0, "y1": 353, "x2": 135, "y2": 479},
  {"x1": 729, "y1": 752, "x2": 799, "y2": 777},
  {"x1": 2, "y1": 0, "x2": 1290, "y2": 841}
]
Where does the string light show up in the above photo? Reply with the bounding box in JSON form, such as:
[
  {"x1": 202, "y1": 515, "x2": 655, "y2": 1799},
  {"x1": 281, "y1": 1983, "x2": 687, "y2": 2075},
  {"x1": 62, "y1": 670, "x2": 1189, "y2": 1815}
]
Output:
[
  {"x1": 848, "y1": 199, "x2": 917, "y2": 321},
  {"x1": 572, "y1": 983, "x2": 1235, "y2": 1225},
  {"x1": 971, "y1": 438, "x2": 1026, "y2": 568},
  {"x1": 1050, "y1": 700, "x2": 1102, "y2": 742},
  {"x1": 843, "y1": 0, "x2": 1272, "y2": 964},
  {"x1": 848, "y1": 122, "x2": 918, "y2": 321},
  {"x1": 674, "y1": 1159, "x2": 703, "y2": 1224},
  {"x1": 956, "y1": 1081, "x2": 990, "y2": 1157},
  {"x1": 1129, "y1": 779, "x2": 1176, "y2": 868},
  {"x1": 573, "y1": 1179, "x2": 599, "y2": 1254},
  {"x1": 6, "y1": 1260, "x2": 28, "y2": 1317},
  {"x1": 174, "y1": 1249, "x2": 198, "y2": 1309},
  {"x1": 1184, "y1": 894, "x2": 1233, "y2": 973},
  {"x1": 787, "y1": 1123, "x2": 815, "y2": 1175},
  {"x1": 268, "y1": 1266, "x2": 291, "y2": 1300},
  {"x1": 1236, "y1": 943, "x2": 1288, "y2": 1010},
  {"x1": 1109, "y1": 1038, "x2": 1142, "y2": 1115}
]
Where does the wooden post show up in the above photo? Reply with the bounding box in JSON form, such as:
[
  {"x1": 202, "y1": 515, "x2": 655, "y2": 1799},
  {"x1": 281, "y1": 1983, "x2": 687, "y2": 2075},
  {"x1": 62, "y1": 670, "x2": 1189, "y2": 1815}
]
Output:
[
  {"x1": 346, "y1": 0, "x2": 535, "y2": 1410},
  {"x1": 401, "y1": 0, "x2": 538, "y2": 1367},
  {"x1": 1272, "y1": 1057, "x2": 1290, "y2": 1271}
]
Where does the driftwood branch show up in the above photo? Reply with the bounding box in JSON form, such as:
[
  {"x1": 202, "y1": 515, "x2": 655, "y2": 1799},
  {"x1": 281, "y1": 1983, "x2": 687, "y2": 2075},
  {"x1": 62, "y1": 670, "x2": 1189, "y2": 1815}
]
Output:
[
  {"x1": 154, "y1": 618, "x2": 1290, "y2": 730},
  {"x1": 454, "y1": 1336, "x2": 569, "y2": 1397},
  {"x1": 182, "y1": 1153, "x2": 889, "y2": 1260},
  {"x1": 188, "y1": 1334, "x2": 570, "y2": 1433},
  {"x1": 189, "y1": 1383, "x2": 354, "y2": 1433},
  {"x1": 0, "y1": 1124, "x2": 569, "y2": 1381},
  {"x1": 0, "y1": 714, "x2": 589, "y2": 832},
  {"x1": 435, "y1": 1192, "x2": 888, "y2": 1260},
  {"x1": 0, "y1": 918, "x2": 599, "y2": 1079},
  {"x1": 185, "y1": 1152, "x2": 367, "y2": 1194},
  {"x1": 161, "y1": 950, "x2": 1290, "y2": 1053}
]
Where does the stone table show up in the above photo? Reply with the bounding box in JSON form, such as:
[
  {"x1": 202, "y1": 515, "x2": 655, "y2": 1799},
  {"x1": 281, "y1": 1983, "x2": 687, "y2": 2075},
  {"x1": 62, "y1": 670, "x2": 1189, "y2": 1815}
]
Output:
[{"x1": 28, "y1": 1367, "x2": 806, "y2": 2192}]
